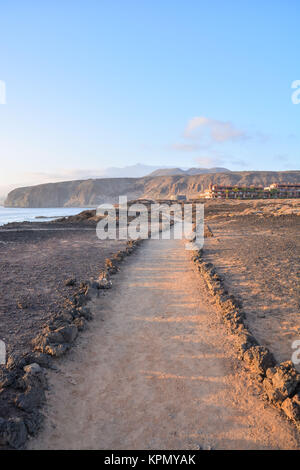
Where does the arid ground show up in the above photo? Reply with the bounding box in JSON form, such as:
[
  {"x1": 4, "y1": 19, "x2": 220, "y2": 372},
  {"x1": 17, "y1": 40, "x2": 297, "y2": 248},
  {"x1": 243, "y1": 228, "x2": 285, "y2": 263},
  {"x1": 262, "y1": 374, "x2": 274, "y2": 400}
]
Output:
[
  {"x1": 1, "y1": 199, "x2": 300, "y2": 449},
  {"x1": 29, "y1": 237, "x2": 299, "y2": 450},
  {"x1": 0, "y1": 223, "x2": 126, "y2": 361},
  {"x1": 203, "y1": 199, "x2": 300, "y2": 367}
]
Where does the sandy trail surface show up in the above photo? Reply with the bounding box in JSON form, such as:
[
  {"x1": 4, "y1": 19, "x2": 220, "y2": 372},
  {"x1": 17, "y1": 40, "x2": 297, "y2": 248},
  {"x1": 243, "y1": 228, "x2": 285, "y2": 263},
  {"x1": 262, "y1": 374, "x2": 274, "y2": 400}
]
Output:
[{"x1": 29, "y1": 238, "x2": 299, "y2": 450}]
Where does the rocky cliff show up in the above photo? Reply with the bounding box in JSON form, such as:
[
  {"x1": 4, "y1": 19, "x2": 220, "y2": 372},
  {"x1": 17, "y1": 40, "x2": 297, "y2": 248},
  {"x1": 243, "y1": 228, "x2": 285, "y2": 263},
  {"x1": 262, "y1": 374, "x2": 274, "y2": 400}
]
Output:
[{"x1": 4, "y1": 171, "x2": 300, "y2": 207}]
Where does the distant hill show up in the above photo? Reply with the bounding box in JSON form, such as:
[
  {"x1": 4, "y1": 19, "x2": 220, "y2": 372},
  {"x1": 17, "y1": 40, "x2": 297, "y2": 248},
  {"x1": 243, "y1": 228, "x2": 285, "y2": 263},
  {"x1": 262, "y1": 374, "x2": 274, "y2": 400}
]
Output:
[
  {"x1": 148, "y1": 167, "x2": 231, "y2": 177},
  {"x1": 97, "y1": 163, "x2": 163, "y2": 178},
  {"x1": 4, "y1": 171, "x2": 300, "y2": 207},
  {"x1": 186, "y1": 167, "x2": 231, "y2": 175},
  {"x1": 148, "y1": 168, "x2": 187, "y2": 177}
]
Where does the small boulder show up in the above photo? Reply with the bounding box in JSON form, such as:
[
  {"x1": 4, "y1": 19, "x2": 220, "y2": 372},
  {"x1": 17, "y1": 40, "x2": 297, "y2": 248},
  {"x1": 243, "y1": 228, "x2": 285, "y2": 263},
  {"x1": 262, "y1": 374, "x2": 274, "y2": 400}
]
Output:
[
  {"x1": 0, "y1": 369, "x2": 17, "y2": 389},
  {"x1": 55, "y1": 325, "x2": 78, "y2": 343},
  {"x1": 74, "y1": 292, "x2": 86, "y2": 307},
  {"x1": 45, "y1": 343, "x2": 70, "y2": 357},
  {"x1": 23, "y1": 352, "x2": 51, "y2": 369},
  {"x1": 19, "y1": 366, "x2": 47, "y2": 391},
  {"x1": 49, "y1": 312, "x2": 73, "y2": 328},
  {"x1": 243, "y1": 345, "x2": 276, "y2": 375},
  {"x1": 86, "y1": 284, "x2": 99, "y2": 299},
  {"x1": 45, "y1": 330, "x2": 65, "y2": 344},
  {"x1": 281, "y1": 392, "x2": 300, "y2": 423},
  {"x1": 263, "y1": 361, "x2": 300, "y2": 405},
  {"x1": 0, "y1": 417, "x2": 27, "y2": 449},
  {"x1": 65, "y1": 278, "x2": 76, "y2": 286},
  {"x1": 234, "y1": 330, "x2": 258, "y2": 357},
  {"x1": 99, "y1": 279, "x2": 112, "y2": 289},
  {"x1": 222, "y1": 310, "x2": 244, "y2": 331},
  {"x1": 73, "y1": 317, "x2": 85, "y2": 331},
  {"x1": 23, "y1": 363, "x2": 42, "y2": 375},
  {"x1": 78, "y1": 306, "x2": 93, "y2": 321},
  {"x1": 113, "y1": 251, "x2": 124, "y2": 262},
  {"x1": 98, "y1": 273, "x2": 112, "y2": 289},
  {"x1": 15, "y1": 386, "x2": 45, "y2": 412},
  {"x1": 5, "y1": 353, "x2": 27, "y2": 370},
  {"x1": 24, "y1": 410, "x2": 43, "y2": 436},
  {"x1": 89, "y1": 280, "x2": 100, "y2": 290},
  {"x1": 105, "y1": 258, "x2": 119, "y2": 274}
]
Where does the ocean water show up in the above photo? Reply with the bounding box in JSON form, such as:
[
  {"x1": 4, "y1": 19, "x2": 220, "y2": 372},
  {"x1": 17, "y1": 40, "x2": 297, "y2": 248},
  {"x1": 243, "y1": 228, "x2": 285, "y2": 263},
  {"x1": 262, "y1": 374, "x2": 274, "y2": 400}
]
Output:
[{"x1": 0, "y1": 207, "x2": 92, "y2": 226}]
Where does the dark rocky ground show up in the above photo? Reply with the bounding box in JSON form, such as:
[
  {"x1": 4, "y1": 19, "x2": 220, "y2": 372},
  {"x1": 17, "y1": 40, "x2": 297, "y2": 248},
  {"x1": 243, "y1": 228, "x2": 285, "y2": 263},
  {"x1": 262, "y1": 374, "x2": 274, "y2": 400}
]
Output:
[{"x1": 0, "y1": 222, "x2": 126, "y2": 361}]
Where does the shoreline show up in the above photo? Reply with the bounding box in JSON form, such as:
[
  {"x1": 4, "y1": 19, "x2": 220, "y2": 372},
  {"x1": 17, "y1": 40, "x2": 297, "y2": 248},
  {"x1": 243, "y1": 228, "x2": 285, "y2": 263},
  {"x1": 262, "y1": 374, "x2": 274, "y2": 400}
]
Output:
[{"x1": 0, "y1": 206, "x2": 94, "y2": 227}]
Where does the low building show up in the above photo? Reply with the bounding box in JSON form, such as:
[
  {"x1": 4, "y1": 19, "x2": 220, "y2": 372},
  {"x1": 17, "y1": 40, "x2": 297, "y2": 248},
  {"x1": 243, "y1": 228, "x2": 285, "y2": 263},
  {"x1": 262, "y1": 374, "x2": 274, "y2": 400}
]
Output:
[
  {"x1": 264, "y1": 183, "x2": 300, "y2": 198},
  {"x1": 204, "y1": 184, "x2": 267, "y2": 199},
  {"x1": 204, "y1": 183, "x2": 300, "y2": 199}
]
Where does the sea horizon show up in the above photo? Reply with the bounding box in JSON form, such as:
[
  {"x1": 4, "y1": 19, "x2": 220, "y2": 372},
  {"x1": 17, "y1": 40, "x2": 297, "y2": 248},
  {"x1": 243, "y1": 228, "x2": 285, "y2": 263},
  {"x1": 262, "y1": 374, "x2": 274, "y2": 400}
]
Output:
[{"x1": 0, "y1": 206, "x2": 91, "y2": 226}]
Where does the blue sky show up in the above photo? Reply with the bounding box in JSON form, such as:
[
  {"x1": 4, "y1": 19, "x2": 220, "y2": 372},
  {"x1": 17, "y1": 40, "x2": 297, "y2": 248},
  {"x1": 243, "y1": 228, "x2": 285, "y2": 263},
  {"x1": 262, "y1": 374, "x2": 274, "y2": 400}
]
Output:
[{"x1": 0, "y1": 0, "x2": 299, "y2": 194}]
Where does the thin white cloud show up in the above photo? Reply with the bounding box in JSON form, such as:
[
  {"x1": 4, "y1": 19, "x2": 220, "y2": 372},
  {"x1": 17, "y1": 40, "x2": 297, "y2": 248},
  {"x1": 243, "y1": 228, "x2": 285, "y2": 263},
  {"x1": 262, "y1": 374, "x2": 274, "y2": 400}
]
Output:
[
  {"x1": 170, "y1": 143, "x2": 200, "y2": 152},
  {"x1": 194, "y1": 153, "x2": 248, "y2": 170},
  {"x1": 184, "y1": 116, "x2": 247, "y2": 143}
]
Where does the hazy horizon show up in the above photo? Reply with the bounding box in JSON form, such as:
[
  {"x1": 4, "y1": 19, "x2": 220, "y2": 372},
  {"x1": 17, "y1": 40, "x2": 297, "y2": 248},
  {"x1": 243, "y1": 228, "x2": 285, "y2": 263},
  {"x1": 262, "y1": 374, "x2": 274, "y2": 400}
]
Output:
[{"x1": 1, "y1": 163, "x2": 299, "y2": 203}]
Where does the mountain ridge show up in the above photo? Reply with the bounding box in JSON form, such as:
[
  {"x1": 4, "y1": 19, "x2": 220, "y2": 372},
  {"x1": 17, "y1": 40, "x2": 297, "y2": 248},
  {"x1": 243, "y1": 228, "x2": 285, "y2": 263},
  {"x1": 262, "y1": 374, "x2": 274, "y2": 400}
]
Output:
[
  {"x1": 4, "y1": 171, "x2": 300, "y2": 207},
  {"x1": 148, "y1": 167, "x2": 231, "y2": 176}
]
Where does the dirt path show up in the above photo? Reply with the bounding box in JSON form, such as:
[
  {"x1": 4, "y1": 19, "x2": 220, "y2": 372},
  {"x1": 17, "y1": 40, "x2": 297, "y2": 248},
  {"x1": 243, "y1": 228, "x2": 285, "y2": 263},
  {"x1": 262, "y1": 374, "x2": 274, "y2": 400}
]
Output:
[{"x1": 29, "y1": 238, "x2": 299, "y2": 450}]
